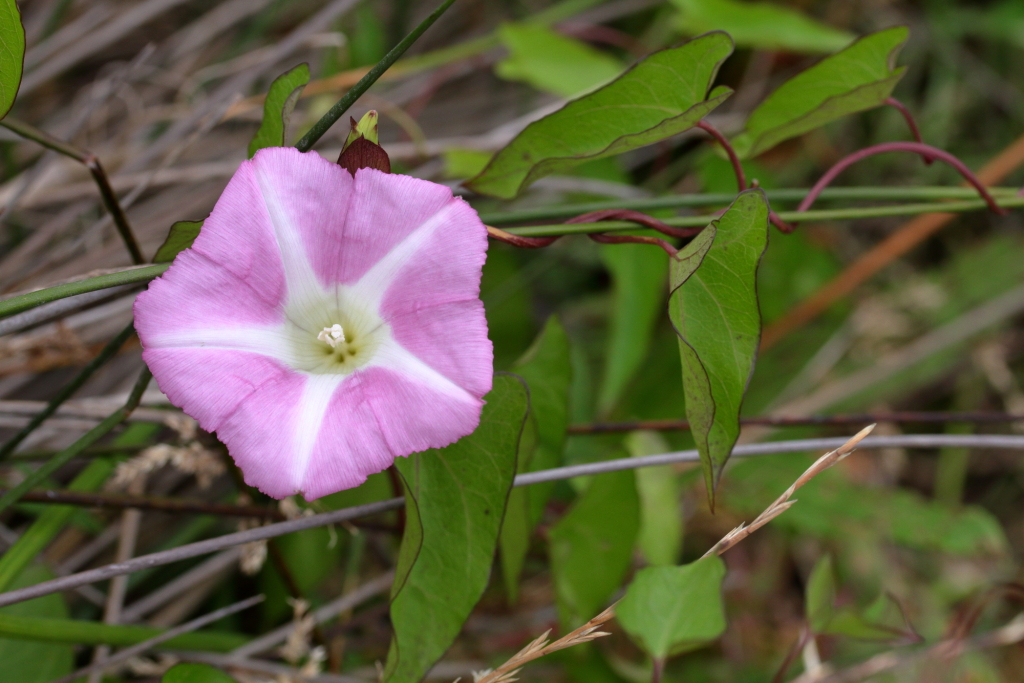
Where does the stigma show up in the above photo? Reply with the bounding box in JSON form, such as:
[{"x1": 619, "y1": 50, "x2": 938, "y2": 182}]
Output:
[{"x1": 317, "y1": 324, "x2": 346, "y2": 348}]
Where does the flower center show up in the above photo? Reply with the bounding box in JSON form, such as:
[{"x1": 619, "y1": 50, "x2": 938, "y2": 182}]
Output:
[
  {"x1": 317, "y1": 324, "x2": 346, "y2": 348},
  {"x1": 284, "y1": 291, "x2": 388, "y2": 376}
]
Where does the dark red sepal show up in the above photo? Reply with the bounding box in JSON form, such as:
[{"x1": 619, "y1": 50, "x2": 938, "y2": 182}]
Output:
[{"x1": 337, "y1": 137, "x2": 391, "y2": 176}]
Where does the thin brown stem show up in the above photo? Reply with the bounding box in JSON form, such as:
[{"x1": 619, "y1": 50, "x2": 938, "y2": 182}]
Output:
[{"x1": 0, "y1": 117, "x2": 145, "y2": 264}]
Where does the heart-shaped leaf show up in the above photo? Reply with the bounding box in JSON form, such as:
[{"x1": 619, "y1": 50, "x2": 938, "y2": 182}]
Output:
[
  {"x1": 153, "y1": 220, "x2": 204, "y2": 263},
  {"x1": 617, "y1": 556, "x2": 727, "y2": 659},
  {"x1": 496, "y1": 22, "x2": 623, "y2": 98},
  {"x1": 384, "y1": 375, "x2": 528, "y2": 683},
  {"x1": 732, "y1": 27, "x2": 909, "y2": 158},
  {"x1": 0, "y1": 0, "x2": 24, "y2": 120},
  {"x1": 466, "y1": 32, "x2": 734, "y2": 199},
  {"x1": 669, "y1": 190, "x2": 769, "y2": 505},
  {"x1": 672, "y1": 0, "x2": 854, "y2": 54},
  {"x1": 248, "y1": 63, "x2": 310, "y2": 158}
]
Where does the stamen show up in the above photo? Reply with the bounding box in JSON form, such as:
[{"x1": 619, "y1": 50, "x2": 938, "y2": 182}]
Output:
[{"x1": 317, "y1": 324, "x2": 346, "y2": 348}]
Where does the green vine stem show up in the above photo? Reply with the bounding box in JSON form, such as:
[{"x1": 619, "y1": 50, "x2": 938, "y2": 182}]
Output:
[
  {"x1": 294, "y1": 0, "x2": 457, "y2": 152},
  {"x1": 479, "y1": 186, "x2": 1022, "y2": 225},
  {"x1": 0, "y1": 264, "x2": 167, "y2": 319},
  {"x1": 1, "y1": 117, "x2": 146, "y2": 264},
  {"x1": 502, "y1": 196, "x2": 1024, "y2": 238},
  {"x1": 3, "y1": 195, "x2": 1024, "y2": 320}
]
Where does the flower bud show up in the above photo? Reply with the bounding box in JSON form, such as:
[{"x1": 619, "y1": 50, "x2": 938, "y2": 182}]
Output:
[{"x1": 338, "y1": 110, "x2": 390, "y2": 175}]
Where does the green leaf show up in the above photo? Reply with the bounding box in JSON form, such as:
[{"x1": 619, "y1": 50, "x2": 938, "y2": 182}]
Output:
[
  {"x1": 722, "y1": 454, "x2": 1009, "y2": 557},
  {"x1": 153, "y1": 220, "x2": 203, "y2": 263},
  {"x1": 805, "y1": 555, "x2": 909, "y2": 640},
  {"x1": 672, "y1": 0, "x2": 854, "y2": 54},
  {"x1": 0, "y1": 0, "x2": 24, "y2": 119},
  {"x1": 500, "y1": 317, "x2": 572, "y2": 601},
  {"x1": 626, "y1": 431, "x2": 682, "y2": 567},
  {"x1": 162, "y1": 663, "x2": 237, "y2": 683},
  {"x1": 732, "y1": 27, "x2": 909, "y2": 158},
  {"x1": 0, "y1": 566, "x2": 73, "y2": 683},
  {"x1": 0, "y1": 613, "x2": 245, "y2": 650},
  {"x1": 498, "y1": 415, "x2": 535, "y2": 604},
  {"x1": 384, "y1": 375, "x2": 528, "y2": 683},
  {"x1": 805, "y1": 554, "x2": 836, "y2": 632},
  {"x1": 248, "y1": 63, "x2": 310, "y2": 158},
  {"x1": 598, "y1": 244, "x2": 669, "y2": 415},
  {"x1": 466, "y1": 32, "x2": 734, "y2": 199},
  {"x1": 549, "y1": 469, "x2": 639, "y2": 629},
  {"x1": 668, "y1": 190, "x2": 769, "y2": 504},
  {"x1": 617, "y1": 556, "x2": 727, "y2": 659},
  {"x1": 442, "y1": 148, "x2": 493, "y2": 180},
  {"x1": 496, "y1": 22, "x2": 623, "y2": 98}
]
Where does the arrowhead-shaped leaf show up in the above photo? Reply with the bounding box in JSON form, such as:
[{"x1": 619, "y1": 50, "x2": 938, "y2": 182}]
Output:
[
  {"x1": 248, "y1": 63, "x2": 310, "y2": 158},
  {"x1": 668, "y1": 190, "x2": 769, "y2": 504},
  {"x1": 672, "y1": 0, "x2": 854, "y2": 54},
  {"x1": 0, "y1": 0, "x2": 24, "y2": 120},
  {"x1": 500, "y1": 317, "x2": 572, "y2": 602},
  {"x1": 617, "y1": 556, "x2": 727, "y2": 659},
  {"x1": 466, "y1": 32, "x2": 734, "y2": 199},
  {"x1": 153, "y1": 220, "x2": 204, "y2": 263},
  {"x1": 384, "y1": 375, "x2": 528, "y2": 683},
  {"x1": 496, "y1": 22, "x2": 622, "y2": 98},
  {"x1": 732, "y1": 27, "x2": 909, "y2": 158}
]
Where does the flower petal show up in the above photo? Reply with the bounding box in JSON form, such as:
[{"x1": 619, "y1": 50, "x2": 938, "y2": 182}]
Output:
[
  {"x1": 188, "y1": 157, "x2": 290, "y2": 310},
  {"x1": 213, "y1": 366, "x2": 311, "y2": 498},
  {"x1": 300, "y1": 372, "x2": 398, "y2": 500},
  {"x1": 248, "y1": 147, "x2": 350, "y2": 309},
  {"x1": 310, "y1": 167, "x2": 457, "y2": 287},
  {"x1": 134, "y1": 249, "x2": 287, "y2": 352},
  {"x1": 360, "y1": 365, "x2": 484, "y2": 459},
  {"x1": 372, "y1": 196, "x2": 492, "y2": 398},
  {"x1": 141, "y1": 348, "x2": 293, "y2": 434}
]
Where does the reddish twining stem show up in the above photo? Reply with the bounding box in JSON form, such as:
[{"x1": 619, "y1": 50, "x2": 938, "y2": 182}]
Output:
[
  {"x1": 565, "y1": 209, "x2": 700, "y2": 239},
  {"x1": 885, "y1": 97, "x2": 934, "y2": 164},
  {"x1": 588, "y1": 232, "x2": 678, "y2": 254},
  {"x1": 486, "y1": 226, "x2": 559, "y2": 248},
  {"x1": 774, "y1": 141, "x2": 1008, "y2": 231},
  {"x1": 695, "y1": 120, "x2": 799, "y2": 233},
  {"x1": 697, "y1": 120, "x2": 746, "y2": 191},
  {"x1": 487, "y1": 209, "x2": 694, "y2": 256}
]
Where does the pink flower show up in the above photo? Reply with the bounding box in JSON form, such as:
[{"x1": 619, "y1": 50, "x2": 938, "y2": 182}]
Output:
[{"x1": 134, "y1": 148, "x2": 493, "y2": 499}]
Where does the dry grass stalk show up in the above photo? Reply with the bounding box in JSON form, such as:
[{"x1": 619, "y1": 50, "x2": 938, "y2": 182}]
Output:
[
  {"x1": 468, "y1": 426, "x2": 877, "y2": 683},
  {"x1": 471, "y1": 605, "x2": 616, "y2": 683},
  {"x1": 702, "y1": 424, "x2": 875, "y2": 559}
]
